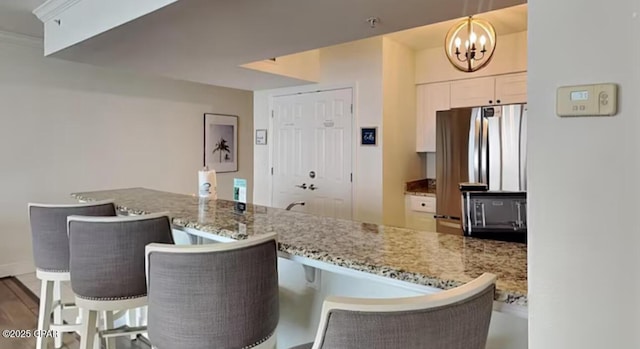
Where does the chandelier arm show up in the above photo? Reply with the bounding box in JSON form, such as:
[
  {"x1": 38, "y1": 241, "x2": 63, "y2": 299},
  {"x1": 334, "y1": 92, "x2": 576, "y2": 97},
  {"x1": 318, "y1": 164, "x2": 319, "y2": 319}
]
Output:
[{"x1": 456, "y1": 52, "x2": 468, "y2": 62}]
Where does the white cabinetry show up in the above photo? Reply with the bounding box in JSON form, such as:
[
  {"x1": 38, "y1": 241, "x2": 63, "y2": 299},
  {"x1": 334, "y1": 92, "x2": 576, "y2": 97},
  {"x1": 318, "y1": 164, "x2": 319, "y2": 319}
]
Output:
[
  {"x1": 404, "y1": 195, "x2": 437, "y2": 232},
  {"x1": 416, "y1": 82, "x2": 450, "y2": 152},
  {"x1": 494, "y1": 72, "x2": 528, "y2": 105},
  {"x1": 416, "y1": 72, "x2": 526, "y2": 152},
  {"x1": 450, "y1": 73, "x2": 527, "y2": 108},
  {"x1": 449, "y1": 76, "x2": 495, "y2": 109}
]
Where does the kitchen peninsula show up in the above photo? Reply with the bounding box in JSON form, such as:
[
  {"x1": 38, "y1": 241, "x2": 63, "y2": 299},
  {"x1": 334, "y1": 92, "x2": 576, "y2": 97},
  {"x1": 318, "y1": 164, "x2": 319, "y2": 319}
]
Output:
[{"x1": 72, "y1": 188, "x2": 527, "y2": 316}]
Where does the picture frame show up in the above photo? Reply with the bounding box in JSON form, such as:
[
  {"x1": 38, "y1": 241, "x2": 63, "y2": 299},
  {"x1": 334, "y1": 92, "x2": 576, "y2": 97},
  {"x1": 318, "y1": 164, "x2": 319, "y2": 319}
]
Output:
[
  {"x1": 360, "y1": 127, "x2": 377, "y2": 146},
  {"x1": 255, "y1": 129, "x2": 267, "y2": 145},
  {"x1": 204, "y1": 113, "x2": 238, "y2": 173}
]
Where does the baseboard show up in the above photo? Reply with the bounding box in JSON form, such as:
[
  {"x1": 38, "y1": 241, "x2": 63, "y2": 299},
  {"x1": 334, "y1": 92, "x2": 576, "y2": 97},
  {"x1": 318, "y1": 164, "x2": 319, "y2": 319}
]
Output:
[{"x1": 0, "y1": 261, "x2": 36, "y2": 278}]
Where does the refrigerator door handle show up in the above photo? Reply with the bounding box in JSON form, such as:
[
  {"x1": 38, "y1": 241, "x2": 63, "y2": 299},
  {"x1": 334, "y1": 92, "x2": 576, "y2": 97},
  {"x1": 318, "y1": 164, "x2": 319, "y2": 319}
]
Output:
[
  {"x1": 480, "y1": 114, "x2": 488, "y2": 184},
  {"x1": 434, "y1": 215, "x2": 461, "y2": 221},
  {"x1": 469, "y1": 109, "x2": 481, "y2": 182}
]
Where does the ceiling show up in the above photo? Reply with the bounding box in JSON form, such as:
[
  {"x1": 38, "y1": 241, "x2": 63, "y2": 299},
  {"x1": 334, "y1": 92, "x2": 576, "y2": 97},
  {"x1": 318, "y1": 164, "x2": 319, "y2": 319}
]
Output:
[
  {"x1": 1, "y1": 0, "x2": 527, "y2": 91},
  {"x1": 387, "y1": 4, "x2": 528, "y2": 50},
  {"x1": 0, "y1": 0, "x2": 45, "y2": 38}
]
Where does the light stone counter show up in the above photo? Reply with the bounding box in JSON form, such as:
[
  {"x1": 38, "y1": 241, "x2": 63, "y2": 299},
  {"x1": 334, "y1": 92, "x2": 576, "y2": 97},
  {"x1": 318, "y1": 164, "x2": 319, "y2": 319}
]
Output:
[{"x1": 72, "y1": 188, "x2": 527, "y2": 307}]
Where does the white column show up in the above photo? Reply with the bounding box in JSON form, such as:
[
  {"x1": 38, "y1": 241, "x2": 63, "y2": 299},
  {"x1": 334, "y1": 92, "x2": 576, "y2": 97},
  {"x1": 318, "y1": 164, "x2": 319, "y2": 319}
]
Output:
[{"x1": 528, "y1": 0, "x2": 640, "y2": 348}]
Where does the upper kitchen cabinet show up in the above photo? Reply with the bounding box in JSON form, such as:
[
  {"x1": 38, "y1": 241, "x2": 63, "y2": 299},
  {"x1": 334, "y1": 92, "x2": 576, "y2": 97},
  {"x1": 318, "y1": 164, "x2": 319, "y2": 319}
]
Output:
[
  {"x1": 494, "y1": 73, "x2": 528, "y2": 105},
  {"x1": 449, "y1": 76, "x2": 495, "y2": 109},
  {"x1": 450, "y1": 73, "x2": 527, "y2": 108},
  {"x1": 416, "y1": 82, "x2": 450, "y2": 152}
]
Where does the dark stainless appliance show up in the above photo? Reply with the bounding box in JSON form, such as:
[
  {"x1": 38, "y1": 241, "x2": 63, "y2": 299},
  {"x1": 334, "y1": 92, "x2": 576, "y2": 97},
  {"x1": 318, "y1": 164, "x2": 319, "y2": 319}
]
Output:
[
  {"x1": 462, "y1": 191, "x2": 527, "y2": 243},
  {"x1": 435, "y1": 104, "x2": 528, "y2": 241}
]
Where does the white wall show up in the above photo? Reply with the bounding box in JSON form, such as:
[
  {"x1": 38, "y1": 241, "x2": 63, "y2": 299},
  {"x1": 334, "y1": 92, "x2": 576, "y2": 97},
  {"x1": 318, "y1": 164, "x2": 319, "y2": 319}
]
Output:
[
  {"x1": 528, "y1": 1, "x2": 640, "y2": 348},
  {"x1": 425, "y1": 153, "x2": 436, "y2": 179},
  {"x1": 0, "y1": 36, "x2": 253, "y2": 277},
  {"x1": 415, "y1": 31, "x2": 527, "y2": 84},
  {"x1": 254, "y1": 37, "x2": 384, "y2": 223},
  {"x1": 382, "y1": 37, "x2": 422, "y2": 227}
]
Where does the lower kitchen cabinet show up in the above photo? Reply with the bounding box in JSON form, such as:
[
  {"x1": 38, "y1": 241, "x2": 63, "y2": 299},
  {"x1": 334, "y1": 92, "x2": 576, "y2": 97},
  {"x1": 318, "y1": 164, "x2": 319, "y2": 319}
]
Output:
[{"x1": 404, "y1": 195, "x2": 437, "y2": 232}]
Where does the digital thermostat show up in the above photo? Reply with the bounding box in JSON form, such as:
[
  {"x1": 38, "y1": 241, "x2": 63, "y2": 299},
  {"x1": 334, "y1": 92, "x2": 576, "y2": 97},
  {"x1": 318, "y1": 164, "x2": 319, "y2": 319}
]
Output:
[{"x1": 556, "y1": 83, "x2": 617, "y2": 117}]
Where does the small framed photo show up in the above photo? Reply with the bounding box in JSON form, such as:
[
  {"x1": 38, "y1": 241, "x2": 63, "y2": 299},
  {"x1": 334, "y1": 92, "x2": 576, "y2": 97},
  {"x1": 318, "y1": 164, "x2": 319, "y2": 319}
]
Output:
[
  {"x1": 255, "y1": 129, "x2": 267, "y2": 145},
  {"x1": 360, "y1": 127, "x2": 377, "y2": 146},
  {"x1": 204, "y1": 113, "x2": 238, "y2": 173}
]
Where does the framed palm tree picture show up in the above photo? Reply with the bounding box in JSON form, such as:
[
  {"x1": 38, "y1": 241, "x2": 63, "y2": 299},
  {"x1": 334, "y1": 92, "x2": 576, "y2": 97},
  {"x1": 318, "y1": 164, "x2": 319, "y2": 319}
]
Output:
[{"x1": 204, "y1": 113, "x2": 238, "y2": 172}]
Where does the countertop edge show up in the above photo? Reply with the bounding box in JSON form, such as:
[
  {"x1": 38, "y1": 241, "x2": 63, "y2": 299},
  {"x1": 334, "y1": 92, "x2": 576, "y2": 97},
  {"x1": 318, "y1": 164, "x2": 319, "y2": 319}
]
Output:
[{"x1": 405, "y1": 191, "x2": 436, "y2": 197}]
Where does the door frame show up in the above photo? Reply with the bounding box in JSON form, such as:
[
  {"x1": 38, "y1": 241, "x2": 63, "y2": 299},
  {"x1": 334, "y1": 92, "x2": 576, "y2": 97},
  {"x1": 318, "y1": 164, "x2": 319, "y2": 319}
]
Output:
[{"x1": 268, "y1": 85, "x2": 356, "y2": 219}]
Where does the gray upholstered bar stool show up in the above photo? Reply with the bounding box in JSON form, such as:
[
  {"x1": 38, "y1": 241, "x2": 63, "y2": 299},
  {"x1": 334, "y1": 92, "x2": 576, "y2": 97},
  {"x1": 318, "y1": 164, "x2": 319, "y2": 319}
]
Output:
[
  {"x1": 289, "y1": 273, "x2": 497, "y2": 349},
  {"x1": 145, "y1": 233, "x2": 279, "y2": 349},
  {"x1": 67, "y1": 212, "x2": 174, "y2": 349},
  {"x1": 28, "y1": 200, "x2": 117, "y2": 349}
]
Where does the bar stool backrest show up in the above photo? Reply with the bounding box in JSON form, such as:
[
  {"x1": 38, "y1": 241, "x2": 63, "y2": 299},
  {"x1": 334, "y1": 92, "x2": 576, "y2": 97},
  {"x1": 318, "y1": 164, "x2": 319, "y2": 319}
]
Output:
[
  {"x1": 68, "y1": 213, "x2": 174, "y2": 301},
  {"x1": 145, "y1": 233, "x2": 279, "y2": 349},
  {"x1": 306, "y1": 273, "x2": 496, "y2": 349},
  {"x1": 28, "y1": 201, "x2": 117, "y2": 272}
]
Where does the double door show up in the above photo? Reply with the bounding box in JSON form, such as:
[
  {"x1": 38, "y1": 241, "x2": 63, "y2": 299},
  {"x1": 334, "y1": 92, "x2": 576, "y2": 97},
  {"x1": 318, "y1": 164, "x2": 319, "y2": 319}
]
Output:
[{"x1": 271, "y1": 89, "x2": 353, "y2": 219}]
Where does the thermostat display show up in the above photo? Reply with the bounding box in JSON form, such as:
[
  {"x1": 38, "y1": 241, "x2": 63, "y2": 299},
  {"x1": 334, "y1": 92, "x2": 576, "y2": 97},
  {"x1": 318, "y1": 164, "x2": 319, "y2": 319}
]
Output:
[
  {"x1": 570, "y1": 91, "x2": 589, "y2": 101},
  {"x1": 556, "y1": 83, "x2": 617, "y2": 117}
]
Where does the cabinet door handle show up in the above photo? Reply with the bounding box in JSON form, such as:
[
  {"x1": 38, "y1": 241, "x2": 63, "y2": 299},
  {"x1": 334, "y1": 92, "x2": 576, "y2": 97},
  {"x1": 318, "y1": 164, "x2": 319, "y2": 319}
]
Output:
[
  {"x1": 496, "y1": 99, "x2": 501, "y2": 104},
  {"x1": 488, "y1": 100, "x2": 493, "y2": 104},
  {"x1": 421, "y1": 203, "x2": 426, "y2": 207}
]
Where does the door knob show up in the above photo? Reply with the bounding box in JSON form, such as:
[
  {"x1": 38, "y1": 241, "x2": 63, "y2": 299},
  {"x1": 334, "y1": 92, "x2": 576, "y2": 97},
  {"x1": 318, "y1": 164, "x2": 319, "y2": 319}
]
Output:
[
  {"x1": 295, "y1": 183, "x2": 307, "y2": 189},
  {"x1": 309, "y1": 184, "x2": 318, "y2": 191}
]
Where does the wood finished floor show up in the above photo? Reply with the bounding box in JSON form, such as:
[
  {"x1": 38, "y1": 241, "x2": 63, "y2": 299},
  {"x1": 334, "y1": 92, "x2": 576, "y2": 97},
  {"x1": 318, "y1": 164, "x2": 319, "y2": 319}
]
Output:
[{"x1": 0, "y1": 277, "x2": 149, "y2": 349}]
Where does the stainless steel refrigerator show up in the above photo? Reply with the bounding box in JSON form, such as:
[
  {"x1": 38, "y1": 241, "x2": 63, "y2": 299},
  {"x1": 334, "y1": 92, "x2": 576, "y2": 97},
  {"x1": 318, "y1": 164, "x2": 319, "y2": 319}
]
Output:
[{"x1": 435, "y1": 104, "x2": 527, "y2": 235}]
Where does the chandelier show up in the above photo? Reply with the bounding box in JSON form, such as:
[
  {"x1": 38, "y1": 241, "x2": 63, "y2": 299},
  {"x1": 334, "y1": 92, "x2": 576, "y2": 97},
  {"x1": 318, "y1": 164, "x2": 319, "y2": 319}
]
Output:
[{"x1": 445, "y1": 16, "x2": 497, "y2": 73}]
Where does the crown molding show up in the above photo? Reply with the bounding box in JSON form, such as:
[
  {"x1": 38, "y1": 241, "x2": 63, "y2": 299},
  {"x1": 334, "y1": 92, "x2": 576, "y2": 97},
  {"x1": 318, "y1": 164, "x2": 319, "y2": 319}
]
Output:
[
  {"x1": 33, "y1": 0, "x2": 83, "y2": 23},
  {"x1": 0, "y1": 30, "x2": 43, "y2": 49}
]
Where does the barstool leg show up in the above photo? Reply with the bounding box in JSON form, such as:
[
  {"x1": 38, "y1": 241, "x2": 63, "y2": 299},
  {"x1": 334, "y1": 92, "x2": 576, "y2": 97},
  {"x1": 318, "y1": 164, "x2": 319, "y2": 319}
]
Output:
[
  {"x1": 79, "y1": 309, "x2": 98, "y2": 349},
  {"x1": 36, "y1": 280, "x2": 54, "y2": 349},
  {"x1": 128, "y1": 309, "x2": 137, "y2": 340},
  {"x1": 53, "y1": 281, "x2": 63, "y2": 348},
  {"x1": 103, "y1": 311, "x2": 116, "y2": 349}
]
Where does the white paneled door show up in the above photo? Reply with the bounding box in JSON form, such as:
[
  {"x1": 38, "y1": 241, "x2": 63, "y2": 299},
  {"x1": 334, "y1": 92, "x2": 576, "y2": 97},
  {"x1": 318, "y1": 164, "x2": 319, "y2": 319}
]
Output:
[{"x1": 272, "y1": 88, "x2": 353, "y2": 219}]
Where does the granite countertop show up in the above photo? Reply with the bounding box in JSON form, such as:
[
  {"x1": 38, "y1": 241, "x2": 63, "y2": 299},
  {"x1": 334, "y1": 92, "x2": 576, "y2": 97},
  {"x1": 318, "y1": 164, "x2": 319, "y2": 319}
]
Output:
[
  {"x1": 405, "y1": 178, "x2": 436, "y2": 197},
  {"x1": 72, "y1": 188, "x2": 527, "y2": 306}
]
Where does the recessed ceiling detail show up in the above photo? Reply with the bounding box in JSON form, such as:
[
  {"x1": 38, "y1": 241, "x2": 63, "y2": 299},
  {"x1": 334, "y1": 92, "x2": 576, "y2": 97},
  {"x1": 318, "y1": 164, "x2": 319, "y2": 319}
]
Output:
[{"x1": 29, "y1": 0, "x2": 526, "y2": 90}]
